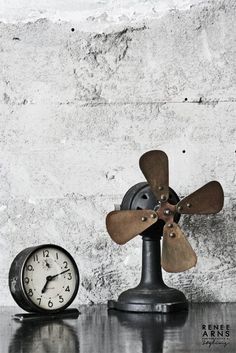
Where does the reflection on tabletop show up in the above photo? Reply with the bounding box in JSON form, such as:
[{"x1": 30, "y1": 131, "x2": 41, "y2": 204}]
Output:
[{"x1": 0, "y1": 304, "x2": 235, "y2": 353}]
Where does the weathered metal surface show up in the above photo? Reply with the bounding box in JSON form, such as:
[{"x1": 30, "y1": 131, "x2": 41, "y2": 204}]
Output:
[
  {"x1": 106, "y1": 210, "x2": 157, "y2": 244},
  {"x1": 162, "y1": 222, "x2": 197, "y2": 273},
  {"x1": 139, "y1": 150, "x2": 169, "y2": 202},
  {"x1": 156, "y1": 201, "x2": 176, "y2": 224},
  {"x1": 176, "y1": 181, "x2": 224, "y2": 215}
]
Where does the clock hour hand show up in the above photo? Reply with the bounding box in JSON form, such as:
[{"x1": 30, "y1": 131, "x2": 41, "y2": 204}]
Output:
[{"x1": 41, "y1": 278, "x2": 50, "y2": 294}]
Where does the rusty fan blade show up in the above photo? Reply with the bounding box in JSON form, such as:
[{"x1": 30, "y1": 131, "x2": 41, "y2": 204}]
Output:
[
  {"x1": 139, "y1": 150, "x2": 169, "y2": 202},
  {"x1": 176, "y1": 181, "x2": 224, "y2": 214},
  {"x1": 106, "y1": 210, "x2": 158, "y2": 245},
  {"x1": 162, "y1": 223, "x2": 197, "y2": 273}
]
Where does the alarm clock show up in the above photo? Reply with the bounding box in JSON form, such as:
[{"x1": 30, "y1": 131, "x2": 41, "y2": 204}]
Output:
[{"x1": 9, "y1": 244, "x2": 79, "y2": 314}]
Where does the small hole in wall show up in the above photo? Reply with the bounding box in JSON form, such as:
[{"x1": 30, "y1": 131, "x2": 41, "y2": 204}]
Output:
[
  {"x1": 182, "y1": 150, "x2": 186, "y2": 154},
  {"x1": 184, "y1": 98, "x2": 188, "y2": 101},
  {"x1": 71, "y1": 28, "x2": 75, "y2": 32}
]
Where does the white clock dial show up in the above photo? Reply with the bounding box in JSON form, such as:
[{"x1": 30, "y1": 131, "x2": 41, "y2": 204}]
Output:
[{"x1": 22, "y1": 246, "x2": 79, "y2": 311}]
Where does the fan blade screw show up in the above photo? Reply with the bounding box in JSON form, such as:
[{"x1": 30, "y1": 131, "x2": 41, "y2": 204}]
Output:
[
  {"x1": 158, "y1": 186, "x2": 163, "y2": 190},
  {"x1": 141, "y1": 216, "x2": 147, "y2": 222},
  {"x1": 167, "y1": 223, "x2": 173, "y2": 228},
  {"x1": 186, "y1": 203, "x2": 191, "y2": 208},
  {"x1": 177, "y1": 206, "x2": 183, "y2": 212},
  {"x1": 150, "y1": 213, "x2": 157, "y2": 219},
  {"x1": 161, "y1": 195, "x2": 167, "y2": 201},
  {"x1": 169, "y1": 232, "x2": 176, "y2": 238}
]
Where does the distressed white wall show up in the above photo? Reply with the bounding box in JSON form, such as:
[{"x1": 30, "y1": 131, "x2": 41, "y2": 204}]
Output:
[
  {"x1": 0, "y1": 0, "x2": 235, "y2": 306},
  {"x1": 0, "y1": 0, "x2": 205, "y2": 28}
]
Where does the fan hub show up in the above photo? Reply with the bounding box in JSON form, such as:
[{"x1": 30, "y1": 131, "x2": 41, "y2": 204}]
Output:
[
  {"x1": 157, "y1": 202, "x2": 176, "y2": 224},
  {"x1": 120, "y1": 182, "x2": 180, "y2": 237}
]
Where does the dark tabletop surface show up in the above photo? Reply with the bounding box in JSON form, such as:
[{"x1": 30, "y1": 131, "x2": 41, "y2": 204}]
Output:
[{"x1": 0, "y1": 303, "x2": 235, "y2": 353}]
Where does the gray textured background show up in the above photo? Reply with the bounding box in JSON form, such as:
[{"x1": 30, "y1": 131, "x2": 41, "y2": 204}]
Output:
[{"x1": 0, "y1": 0, "x2": 235, "y2": 306}]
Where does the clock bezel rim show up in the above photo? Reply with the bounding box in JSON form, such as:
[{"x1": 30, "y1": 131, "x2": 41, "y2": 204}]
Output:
[{"x1": 20, "y1": 243, "x2": 80, "y2": 313}]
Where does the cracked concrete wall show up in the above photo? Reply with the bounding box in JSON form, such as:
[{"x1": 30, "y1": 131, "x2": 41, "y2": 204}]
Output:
[{"x1": 0, "y1": 0, "x2": 235, "y2": 306}]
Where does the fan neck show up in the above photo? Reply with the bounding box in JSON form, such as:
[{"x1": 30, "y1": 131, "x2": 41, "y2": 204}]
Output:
[{"x1": 139, "y1": 236, "x2": 167, "y2": 289}]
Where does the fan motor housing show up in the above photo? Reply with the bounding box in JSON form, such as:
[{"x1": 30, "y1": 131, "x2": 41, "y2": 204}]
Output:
[{"x1": 120, "y1": 182, "x2": 181, "y2": 237}]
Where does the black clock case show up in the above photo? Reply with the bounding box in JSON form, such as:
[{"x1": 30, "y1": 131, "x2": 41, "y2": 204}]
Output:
[{"x1": 9, "y1": 244, "x2": 80, "y2": 313}]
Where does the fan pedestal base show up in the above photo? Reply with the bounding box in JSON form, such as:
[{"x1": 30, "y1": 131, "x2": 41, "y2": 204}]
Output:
[
  {"x1": 108, "y1": 236, "x2": 188, "y2": 313},
  {"x1": 108, "y1": 293, "x2": 187, "y2": 313}
]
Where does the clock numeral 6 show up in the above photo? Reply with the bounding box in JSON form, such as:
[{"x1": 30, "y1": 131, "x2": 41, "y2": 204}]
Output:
[
  {"x1": 59, "y1": 295, "x2": 64, "y2": 303},
  {"x1": 48, "y1": 300, "x2": 53, "y2": 308}
]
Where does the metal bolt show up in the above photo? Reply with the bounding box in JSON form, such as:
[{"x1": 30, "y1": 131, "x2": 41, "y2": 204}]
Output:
[
  {"x1": 164, "y1": 209, "x2": 171, "y2": 215},
  {"x1": 150, "y1": 213, "x2": 157, "y2": 219},
  {"x1": 161, "y1": 195, "x2": 167, "y2": 201},
  {"x1": 141, "y1": 216, "x2": 147, "y2": 222},
  {"x1": 154, "y1": 202, "x2": 161, "y2": 211},
  {"x1": 158, "y1": 186, "x2": 163, "y2": 190},
  {"x1": 167, "y1": 223, "x2": 173, "y2": 228},
  {"x1": 186, "y1": 203, "x2": 191, "y2": 208},
  {"x1": 177, "y1": 206, "x2": 183, "y2": 212},
  {"x1": 169, "y1": 232, "x2": 176, "y2": 238}
]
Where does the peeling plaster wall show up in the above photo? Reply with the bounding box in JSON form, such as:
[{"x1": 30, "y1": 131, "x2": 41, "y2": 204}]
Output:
[{"x1": 0, "y1": 0, "x2": 235, "y2": 306}]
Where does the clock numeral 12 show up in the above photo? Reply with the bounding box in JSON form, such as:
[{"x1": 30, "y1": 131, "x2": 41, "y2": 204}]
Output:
[{"x1": 43, "y1": 250, "x2": 49, "y2": 258}]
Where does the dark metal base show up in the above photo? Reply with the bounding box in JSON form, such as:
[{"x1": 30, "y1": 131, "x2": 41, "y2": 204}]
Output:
[
  {"x1": 108, "y1": 300, "x2": 188, "y2": 313},
  {"x1": 108, "y1": 285, "x2": 188, "y2": 313},
  {"x1": 13, "y1": 308, "x2": 80, "y2": 321}
]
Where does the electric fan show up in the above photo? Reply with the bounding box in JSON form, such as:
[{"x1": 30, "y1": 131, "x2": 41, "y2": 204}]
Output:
[{"x1": 106, "y1": 150, "x2": 224, "y2": 312}]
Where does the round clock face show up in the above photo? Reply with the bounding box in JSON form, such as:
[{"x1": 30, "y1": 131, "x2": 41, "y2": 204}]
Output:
[
  {"x1": 22, "y1": 245, "x2": 79, "y2": 311},
  {"x1": 9, "y1": 244, "x2": 80, "y2": 312}
]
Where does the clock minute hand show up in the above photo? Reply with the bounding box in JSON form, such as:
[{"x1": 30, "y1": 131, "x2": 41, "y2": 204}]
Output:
[
  {"x1": 50, "y1": 268, "x2": 70, "y2": 279},
  {"x1": 41, "y1": 269, "x2": 70, "y2": 293}
]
